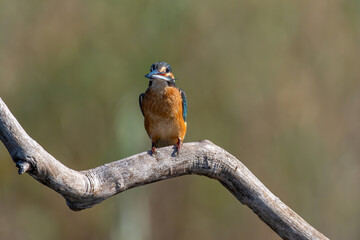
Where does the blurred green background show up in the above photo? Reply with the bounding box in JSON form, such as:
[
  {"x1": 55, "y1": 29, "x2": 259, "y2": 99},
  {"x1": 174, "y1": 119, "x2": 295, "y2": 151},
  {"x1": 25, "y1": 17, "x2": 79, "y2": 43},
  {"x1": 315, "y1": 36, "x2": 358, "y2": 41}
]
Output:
[{"x1": 1, "y1": 0, "x2": 359, "y2": 239}]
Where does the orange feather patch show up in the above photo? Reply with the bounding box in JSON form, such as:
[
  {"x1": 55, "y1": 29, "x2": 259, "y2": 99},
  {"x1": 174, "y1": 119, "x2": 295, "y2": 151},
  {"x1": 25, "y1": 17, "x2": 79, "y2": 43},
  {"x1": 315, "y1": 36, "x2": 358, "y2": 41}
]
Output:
[{"x1": 141, "y1": 85, "x2": 187, "y2": 147}]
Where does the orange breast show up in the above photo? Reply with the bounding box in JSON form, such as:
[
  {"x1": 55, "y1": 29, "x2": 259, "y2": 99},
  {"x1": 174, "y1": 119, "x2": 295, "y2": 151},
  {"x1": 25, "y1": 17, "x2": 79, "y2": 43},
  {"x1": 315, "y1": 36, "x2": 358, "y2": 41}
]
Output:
[{"x1": 141, "y1": 85, "x2": 187, "y2": 147}]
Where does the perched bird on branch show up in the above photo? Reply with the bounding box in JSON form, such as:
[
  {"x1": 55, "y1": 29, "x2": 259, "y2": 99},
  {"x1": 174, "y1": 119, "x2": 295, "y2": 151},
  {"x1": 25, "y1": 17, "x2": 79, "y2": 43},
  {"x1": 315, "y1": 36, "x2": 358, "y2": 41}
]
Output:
[{"x1": 139, "y1": 62, "x2": 187, "y2": 155}]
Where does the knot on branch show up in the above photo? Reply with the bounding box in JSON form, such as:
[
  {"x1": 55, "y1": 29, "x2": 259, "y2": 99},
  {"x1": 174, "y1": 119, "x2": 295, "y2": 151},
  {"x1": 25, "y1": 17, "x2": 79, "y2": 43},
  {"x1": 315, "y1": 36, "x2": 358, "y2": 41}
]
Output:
[{"x1": 16, "y1": 160, "x2": 32, "y2": 175}]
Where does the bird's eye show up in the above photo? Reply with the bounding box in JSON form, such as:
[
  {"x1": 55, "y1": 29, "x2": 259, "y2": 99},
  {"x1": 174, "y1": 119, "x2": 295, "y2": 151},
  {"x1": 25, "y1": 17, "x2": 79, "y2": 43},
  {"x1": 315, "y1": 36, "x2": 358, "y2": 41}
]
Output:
[{"x1": 166, "y1": 68, "x2": 170, "y2": 73}]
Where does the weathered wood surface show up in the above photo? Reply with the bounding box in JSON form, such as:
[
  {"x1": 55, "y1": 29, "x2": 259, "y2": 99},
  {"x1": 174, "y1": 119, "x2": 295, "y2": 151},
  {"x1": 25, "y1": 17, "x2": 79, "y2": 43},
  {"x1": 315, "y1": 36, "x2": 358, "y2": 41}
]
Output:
[{"x1": 0, "y1": 98, "x2": 328, "y2": 240}]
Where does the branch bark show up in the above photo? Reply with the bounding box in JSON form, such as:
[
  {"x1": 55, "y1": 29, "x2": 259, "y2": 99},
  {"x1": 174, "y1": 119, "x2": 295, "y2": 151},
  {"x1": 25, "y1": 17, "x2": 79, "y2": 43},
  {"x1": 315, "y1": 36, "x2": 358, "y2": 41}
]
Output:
[{"x1": 0, "y1": 98, "x2": 328, "y2": 240}]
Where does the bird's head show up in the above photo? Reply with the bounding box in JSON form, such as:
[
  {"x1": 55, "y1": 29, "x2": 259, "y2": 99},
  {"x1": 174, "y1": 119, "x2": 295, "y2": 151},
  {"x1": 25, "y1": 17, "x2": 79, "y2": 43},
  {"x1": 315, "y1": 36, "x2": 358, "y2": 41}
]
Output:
[{"x1": 145, "y1": 62, "x2": 175, "y2": 83}]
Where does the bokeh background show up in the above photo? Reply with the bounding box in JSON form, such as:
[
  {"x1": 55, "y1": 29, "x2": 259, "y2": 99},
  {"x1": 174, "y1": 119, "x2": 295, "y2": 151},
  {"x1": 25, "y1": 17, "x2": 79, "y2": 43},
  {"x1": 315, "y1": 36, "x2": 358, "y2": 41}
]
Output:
[{"x1": 1, "y1": 0, "x2": 359, "y2": 239}]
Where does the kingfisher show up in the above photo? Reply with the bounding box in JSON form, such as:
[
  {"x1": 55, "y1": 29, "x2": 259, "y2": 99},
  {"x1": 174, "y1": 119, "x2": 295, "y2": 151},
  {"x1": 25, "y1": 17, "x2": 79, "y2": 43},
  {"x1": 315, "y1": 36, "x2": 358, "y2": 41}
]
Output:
[{"x1": 139, "y1": 62, "x2": 187, "y2": 155}]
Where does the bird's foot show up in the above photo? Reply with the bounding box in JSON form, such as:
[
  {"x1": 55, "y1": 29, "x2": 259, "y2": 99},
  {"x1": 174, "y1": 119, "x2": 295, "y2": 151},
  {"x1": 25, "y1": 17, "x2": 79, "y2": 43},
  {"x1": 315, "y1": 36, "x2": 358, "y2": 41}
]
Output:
[
  {"x1": 151, "y1": 142, "x2": 157, "y2": 156},
  {"x1": 176, "y1": 138, "x2": 182, "y2": 156}
]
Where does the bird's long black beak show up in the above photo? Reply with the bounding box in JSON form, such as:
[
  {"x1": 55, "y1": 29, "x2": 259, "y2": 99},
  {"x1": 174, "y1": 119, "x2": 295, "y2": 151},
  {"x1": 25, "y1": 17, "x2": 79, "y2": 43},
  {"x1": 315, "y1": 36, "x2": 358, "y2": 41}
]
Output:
[{"x1": 145, "y1": 70, "x2": 174, "y2": 82}]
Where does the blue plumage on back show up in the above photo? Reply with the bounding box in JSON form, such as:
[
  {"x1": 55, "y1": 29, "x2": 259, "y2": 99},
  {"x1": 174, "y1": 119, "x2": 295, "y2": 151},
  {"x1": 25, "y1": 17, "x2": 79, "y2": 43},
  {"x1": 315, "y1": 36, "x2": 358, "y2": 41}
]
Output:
[{"x1": 180, "y1": 90, "x2": 187, "y2": 122}]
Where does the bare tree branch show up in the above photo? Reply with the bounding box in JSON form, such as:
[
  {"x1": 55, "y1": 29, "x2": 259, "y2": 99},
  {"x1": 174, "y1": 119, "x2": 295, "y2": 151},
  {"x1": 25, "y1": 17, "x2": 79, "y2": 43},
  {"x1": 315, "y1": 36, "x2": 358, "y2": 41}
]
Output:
[{"x1": 0, "y1": 98, "x2": 328, "y2": 240}]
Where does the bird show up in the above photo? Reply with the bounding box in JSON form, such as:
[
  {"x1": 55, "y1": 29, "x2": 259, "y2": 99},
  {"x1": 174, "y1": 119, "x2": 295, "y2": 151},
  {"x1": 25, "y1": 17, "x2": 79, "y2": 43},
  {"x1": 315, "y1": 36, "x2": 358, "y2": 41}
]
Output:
[{"x1": 139, "y1": 62, "x2": 187, "y2": 155}]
